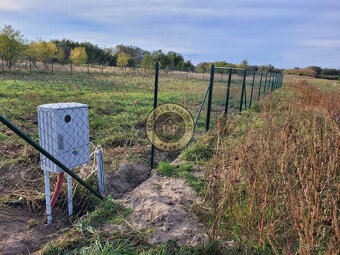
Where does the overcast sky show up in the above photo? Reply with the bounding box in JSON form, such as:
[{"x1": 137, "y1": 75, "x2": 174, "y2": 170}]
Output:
[{"x1": 0, "y1": 0, "x2": 339, "y2": 68}]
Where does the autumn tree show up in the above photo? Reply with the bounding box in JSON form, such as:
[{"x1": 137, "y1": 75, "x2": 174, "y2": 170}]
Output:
[
  {"x1": 70, "y1": 47, "x2": 87, "y2": 65},
  {"x1": 239, "y1": 59, "x2": 249, "y2": 69},
  {"x1": 28, "y1": 40, "x2": 63, "y2": 64},
  {"x1": 0, "y1": 25, "x2": 25, "y2": 68},
  {"x1": 116, "y1": 52, "x2": 129, "y2": 67}
]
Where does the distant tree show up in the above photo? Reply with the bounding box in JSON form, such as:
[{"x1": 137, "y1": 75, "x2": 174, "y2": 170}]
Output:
[
  {"x1": 183, "y1": 60, "x2": 195, "y2": 71},
  {"x1": 117, "y1": 52, "x2": 129, "y2": 67},
  {"x1": 195, "y1": 62, "x2": 209, "y2": 73},
  {"x1": 70, "y1": 47, "x2": 87, "y2": 64},
  {"x1": 258, "y1": 65, "x2": 275, "y2": 73},
  {"x1": 307, "y1": 66, "x2": 322, "y2": 76},
  {"x1": 239, "y1": 59, "x2": 249, "y2": 69},
  {"x1": 322, "y1": 68, "x2": 338, "y2": 76},
  {"x1": 53, "y1": 39, "x2": 116, "y2": 65},
  {"x1": 114, "y1": 45, "x2": 148, "y2": 65},
  {"x1": 28, "y1": 40, "x2": 63, "y2": 64},
  {"x1": 167, "y1": 51, "x2": 184, "y2": 69},
  {"x1": 141, "y1": 53, "x2": 154, "y2": 69},
  {"x1": 127, "y1": 57, "x2": 137, "y2": 67},
  {"x1": 0, "y1": 25, "x2": 25, "y2": 68},
  {"x1": 151, "y1": 50, "x2": 171, "y2": 69}
]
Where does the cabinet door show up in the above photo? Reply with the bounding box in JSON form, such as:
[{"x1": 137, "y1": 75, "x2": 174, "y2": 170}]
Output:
[{"x1": 55, "y1": 107, "x2": 89, "y2": 160}]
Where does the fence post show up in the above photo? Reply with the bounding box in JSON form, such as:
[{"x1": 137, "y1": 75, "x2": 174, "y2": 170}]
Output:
[
  {"x1": 270, "y1": 73, "x2": 274, "y2": 92},
  {"x1": 70, "y1": 63, "x2": 73, "y2": 75},
  {"x1": 264, "y1": 73, "x2": 269, "y2": 94},
  {"x1": 275, "y1": 74, "x2": 279, "y2": 90},
  {"x1": 249, "y1": 71, "x2": 256, "y2": 108},
  {"x1": 150, "y1": 62, "x2": 159, "y2": 169},
  {"x1": 51, "y1": 62, "x2": 54, "y2": 75},
  {"x1": 239, "y1": 69, "x2": 247, "y2": 113},
  {"x1": 205, "y1": 64, "x2": 215, "y2": 131},
  {"x1": 29, "y1": 61, "x2": 32, "y2": 75},
  {"x1": 224, "y1": 68, "x2": 233, "y2": 117},
  {"x1": 257, "y1": 73, "x2": 263, "y2": 100}
]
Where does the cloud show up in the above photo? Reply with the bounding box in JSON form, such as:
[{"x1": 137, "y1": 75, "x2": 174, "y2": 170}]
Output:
[{"x1": 0, "y1": 0, "x2": 339, "y2": 68}]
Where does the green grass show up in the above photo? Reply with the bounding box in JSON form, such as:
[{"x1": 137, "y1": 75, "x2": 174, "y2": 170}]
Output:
[
  {"x1": 41, "y1": 197, "x2": 230, "y2": 255},
  {"x1": 157, "y1": 162, "x2": 204, "y2": 195}
]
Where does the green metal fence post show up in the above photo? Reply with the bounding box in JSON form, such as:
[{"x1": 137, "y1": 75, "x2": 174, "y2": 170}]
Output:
[
  {"x1": 271, "y1": 73, "x2": 274, "y2": 92},
  {"x1": 275, "y1": 74, "x2": 278, "y2": 90},
  {"x1": 150, "y1": 62, "x2": 159, "y2": 169},
  {"x1": 206, "y1": 64, "x2": 215, "y2": 131},
  {"x1": 249, "y1": 71, "x2": 256, "y2": 108},
  {"x1": 263, "y1": 73, "x2": 268, "y2": 95},
  {"x1": 257, "y1": 72, "x2": 263, "y2": 100},
  {"x1": 239, "y1": 69, "x2": 247, "y2": 113},
  {"x1": 0, "y1": 113, "x2": 104, "y2": 200},
  {"x1": 224, "y1": 68, "x2": 233, "y2": 117}
]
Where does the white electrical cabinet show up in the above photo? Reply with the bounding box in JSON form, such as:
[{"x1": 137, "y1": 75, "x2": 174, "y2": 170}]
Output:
[{"x1": 38, "y1": 102, "x2": 90, "y2": 173}]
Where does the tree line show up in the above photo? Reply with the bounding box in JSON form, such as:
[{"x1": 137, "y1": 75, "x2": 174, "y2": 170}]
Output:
[
  {"x1": 6, "y1": 24, "x2": 335, "y2": 76},
  {"x1": 195, "y1": 60, "x2": 283, "y2": 74},
  {"x1": 0, "y1": 25, "x2": 195, "y2": 71},
  {"x1": 284, "y1": 66, "x2": 340, "y2": 80}
]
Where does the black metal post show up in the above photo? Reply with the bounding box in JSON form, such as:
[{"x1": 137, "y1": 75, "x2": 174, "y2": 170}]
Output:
[
  {"x1": 0, "y1": 113, "x2": 104, "y2": 200},
  {"x1": 239, "y1": 69, "x2": 247, "y2": 113},
  {"x1": 224, "y1": 68, "x2": 233, "y2": 117},
  {"x1": 205, "y1": 64, "x2": 215, "y2": 131},
  {"x1": 150, "y1": 62, "x2": 159, "y2": 169}
]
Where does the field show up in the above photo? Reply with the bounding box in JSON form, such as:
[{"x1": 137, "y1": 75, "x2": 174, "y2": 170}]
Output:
[{"x1": 0, "y1": 65, "x2": 283, "y2": 254}]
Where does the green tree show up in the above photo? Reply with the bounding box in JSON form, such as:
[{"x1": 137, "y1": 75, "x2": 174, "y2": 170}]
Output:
[
  {"x1": 141, "y1": 53, "x2": 154, "y2": 69},
  {"x1": 127, "y1": 57, "x2": 137, "y2": 67},
  {"x1": 70, "y1": 47, "x2": 87, "y2": 64},
  {"x1": 151, "y1": 50, "x2": 170, "y2": 69},
  {"x1": 167, "y1": 51, "x2": 184, "y2": 69},
  {"x1": 0, "y1": 25, "x2": 25, "y2": 68}
]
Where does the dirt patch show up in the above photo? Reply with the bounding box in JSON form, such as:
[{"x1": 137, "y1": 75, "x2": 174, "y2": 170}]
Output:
[
  {"x1": 106, "y1": 163, "x2": 151, "y2": 198},
  {"x1": 0, "y1": 205, "x2": 68, "y2": 255},
  {"x1": 116, "y1": 170, "x2": 207, "y2": 246}
]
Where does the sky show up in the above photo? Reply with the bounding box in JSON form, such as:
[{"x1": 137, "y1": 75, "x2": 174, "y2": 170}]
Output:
[{"x1": 0, "y1": 0, "x2": 339, "y2": 68}]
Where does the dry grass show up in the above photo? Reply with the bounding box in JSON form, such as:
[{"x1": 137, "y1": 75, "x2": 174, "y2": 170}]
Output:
[{"x1": 202, "y1": 79, "x2": 340, "y2": 254}]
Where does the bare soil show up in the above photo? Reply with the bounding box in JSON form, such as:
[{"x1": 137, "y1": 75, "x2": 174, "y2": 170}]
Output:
[
  {"x1": 115, "y1": 170, "x2": 208, "y2": 247},
  {"x1": 0, "y1": 205, "x2": 68, "y2": 255}
]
